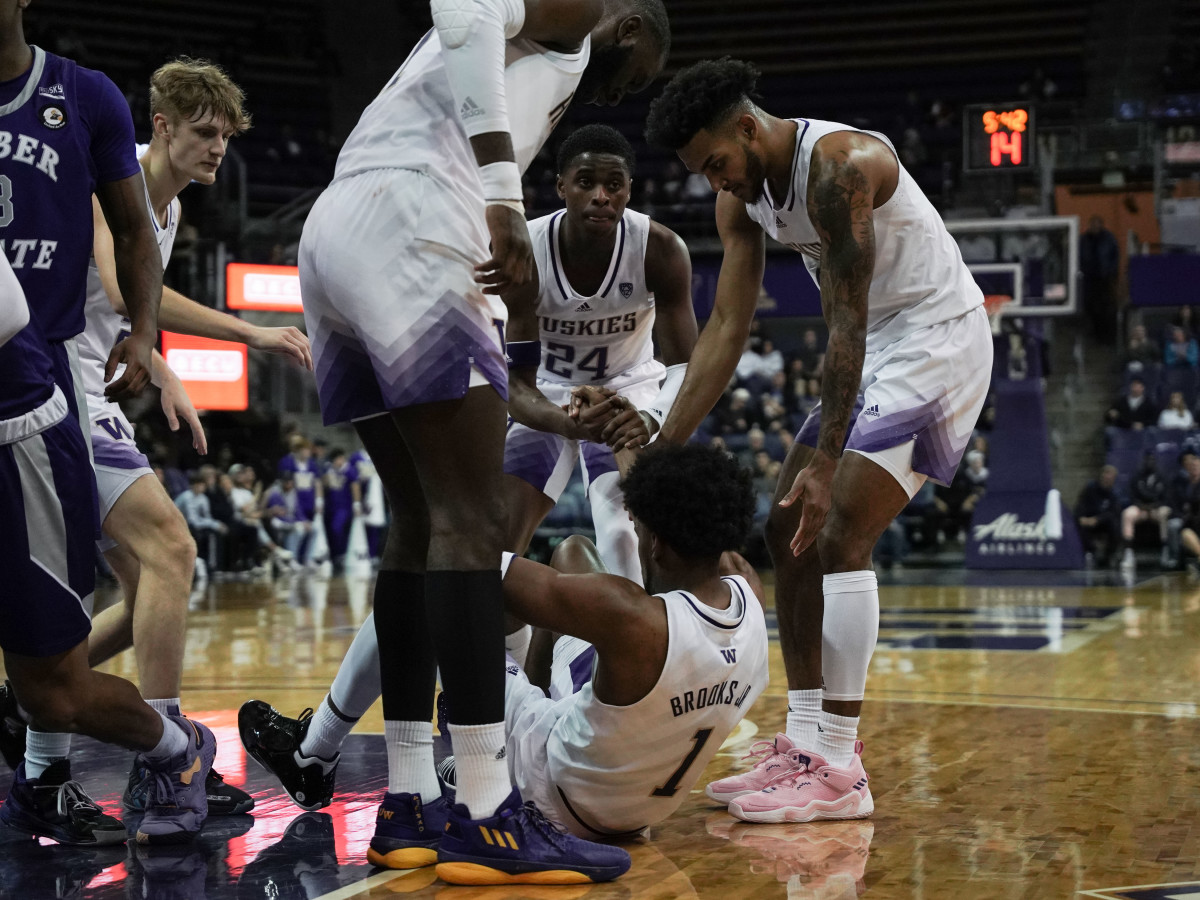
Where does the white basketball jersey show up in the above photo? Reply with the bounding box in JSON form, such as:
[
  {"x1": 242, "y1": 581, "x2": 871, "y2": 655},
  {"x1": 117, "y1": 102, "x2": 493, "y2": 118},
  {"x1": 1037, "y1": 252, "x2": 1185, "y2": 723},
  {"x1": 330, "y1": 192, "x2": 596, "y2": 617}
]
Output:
[
  {"x1": 76, "y1": 145, "x2": 179, "y2": 405},
  {"x1": 529, "y1": 208, "x2": 658, "y2": 386},
  {"x1": 745, "y1": 118, "x2": 983, "y2": 353},
  {"x1": 333, "y1": 28, "x2": 588, "y2": 256},
  {"x1": 547, "y1": 575, "x2": 769, "y2": 834}
]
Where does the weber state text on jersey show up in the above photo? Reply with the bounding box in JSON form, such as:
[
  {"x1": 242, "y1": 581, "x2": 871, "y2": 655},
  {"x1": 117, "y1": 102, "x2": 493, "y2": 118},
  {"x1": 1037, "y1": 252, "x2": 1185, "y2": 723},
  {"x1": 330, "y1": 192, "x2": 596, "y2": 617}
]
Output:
[
  {"x1": 547, "y1": 574, "x2": 768, "y2": 834},
  {"x1": 0, "y1": 46, "x2": 140, "y2": 342},
  {"x1": 529, "y1": 208, "x2": 656, "y2": 384}
]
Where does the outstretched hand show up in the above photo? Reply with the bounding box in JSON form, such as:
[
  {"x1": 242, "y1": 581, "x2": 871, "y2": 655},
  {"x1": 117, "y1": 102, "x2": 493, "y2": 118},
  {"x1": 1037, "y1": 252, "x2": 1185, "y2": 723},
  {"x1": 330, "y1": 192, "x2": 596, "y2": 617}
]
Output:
[
  {"x1": 475, "y1": 205, "x2": 534, "y2": 295},
  {"x1": 777, "y1": 452, "x2": 837, "y2": 557},
  {"x1": 248, "y1": 325, "x2": 312, "y2": 370},
  {"x1": 160, "y1": 373, "x2": 208, "y2": 454}
]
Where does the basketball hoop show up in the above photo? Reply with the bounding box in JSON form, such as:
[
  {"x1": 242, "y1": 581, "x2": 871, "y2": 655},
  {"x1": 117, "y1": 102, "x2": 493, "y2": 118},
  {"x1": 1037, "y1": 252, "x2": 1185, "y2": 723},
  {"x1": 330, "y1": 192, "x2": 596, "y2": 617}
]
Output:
[{"x1": 983, "y1": 293, "x2": 1013, "y2": 334}]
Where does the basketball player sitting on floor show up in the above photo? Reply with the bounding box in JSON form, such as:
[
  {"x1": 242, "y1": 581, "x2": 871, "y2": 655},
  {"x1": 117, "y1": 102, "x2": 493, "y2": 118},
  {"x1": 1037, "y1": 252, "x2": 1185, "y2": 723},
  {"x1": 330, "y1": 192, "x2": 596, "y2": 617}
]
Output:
[{"x1": 404, "y1": 443, "x2": 770, "y2": 856}]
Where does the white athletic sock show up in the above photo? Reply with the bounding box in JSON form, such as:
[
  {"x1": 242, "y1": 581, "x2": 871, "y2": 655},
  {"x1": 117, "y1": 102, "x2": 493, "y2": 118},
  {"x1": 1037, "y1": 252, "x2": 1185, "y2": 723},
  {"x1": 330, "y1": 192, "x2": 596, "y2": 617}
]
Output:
[
  {"x1": 141, "y1": 712, "x2": 190, "y2": 765},
  {"x1": 451, "y1": 721, "x2": 511, "y2": 818},
  {"x1": 24, "y1": 730, "x2": 71, "y2": 779},
  {"x1": 301, "y1": 695, "x2": 355, "y2": 761},
  {"x1": 504, "y1": 625, "x2": 532, "y2": 670},
  {"x1": 146, "y1": 698, "x2": 181, "y2": 717},
  {"x1": 821, "y1": 570, "x2": 879, "y2": 703},
  {"x1": 815, "y1": 711, "x2": 859, "y2": 768},
  {"x1": 785, "y1": 689, "x2": 822, "y2": 749},
  {"x1": 329, "y1": 614, "x2": 382, "y2": 718},
  {"x1": 384, "y1": 720, "x2": 441, "y2": 800}
]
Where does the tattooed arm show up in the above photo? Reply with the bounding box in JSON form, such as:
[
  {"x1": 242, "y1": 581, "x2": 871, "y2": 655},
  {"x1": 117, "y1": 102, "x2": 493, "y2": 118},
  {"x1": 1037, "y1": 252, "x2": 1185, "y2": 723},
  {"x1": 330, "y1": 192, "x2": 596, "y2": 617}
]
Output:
[{"x1": 778, "y1": 131, "x2": 898, "y2": 556}]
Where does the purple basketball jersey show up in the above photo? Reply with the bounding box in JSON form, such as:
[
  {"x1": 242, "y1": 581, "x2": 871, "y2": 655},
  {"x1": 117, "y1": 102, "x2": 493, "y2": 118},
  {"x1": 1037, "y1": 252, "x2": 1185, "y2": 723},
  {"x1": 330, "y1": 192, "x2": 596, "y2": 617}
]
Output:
[{"x1": 0, "y1": 46, "x2": 139, "y2": 342}]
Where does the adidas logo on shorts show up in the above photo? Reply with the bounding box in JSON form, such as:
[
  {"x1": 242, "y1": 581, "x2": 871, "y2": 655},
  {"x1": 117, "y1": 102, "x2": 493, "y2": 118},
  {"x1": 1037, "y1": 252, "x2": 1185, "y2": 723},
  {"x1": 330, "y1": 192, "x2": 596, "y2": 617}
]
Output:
[{"x1": 863, "y1": 404, "x2": 880, "y2": 417}]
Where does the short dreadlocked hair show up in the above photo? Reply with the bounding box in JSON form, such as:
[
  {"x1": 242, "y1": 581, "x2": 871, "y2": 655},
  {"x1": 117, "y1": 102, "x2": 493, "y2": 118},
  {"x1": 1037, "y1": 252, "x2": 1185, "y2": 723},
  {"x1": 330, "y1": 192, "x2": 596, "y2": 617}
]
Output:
[
  {"x1": 644, "y1": 57, "x2": 760, "y2": 151},
  {"x1": 621, "y1": 444, "x2": 754, "y2": 560},
  {"x1": 556, "y1": 124, "x2": 636, "y2": 175}
]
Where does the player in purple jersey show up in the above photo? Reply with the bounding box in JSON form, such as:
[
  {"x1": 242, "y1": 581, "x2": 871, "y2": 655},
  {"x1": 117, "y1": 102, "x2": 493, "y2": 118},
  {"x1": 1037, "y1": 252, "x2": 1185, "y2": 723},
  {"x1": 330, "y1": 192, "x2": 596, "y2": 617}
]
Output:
[
  {"x1": 278, "y1": 434, "x2": 321, "y2": 521},
  {"x1": 322, "y1": 448, "x2": 360, "y2": 566},
  {"x1": 0, "y1": 3, "x2": 162, "y2": 415},
  {"x1": 0, "y1": 251, "x2": 216, "y2": 849}
]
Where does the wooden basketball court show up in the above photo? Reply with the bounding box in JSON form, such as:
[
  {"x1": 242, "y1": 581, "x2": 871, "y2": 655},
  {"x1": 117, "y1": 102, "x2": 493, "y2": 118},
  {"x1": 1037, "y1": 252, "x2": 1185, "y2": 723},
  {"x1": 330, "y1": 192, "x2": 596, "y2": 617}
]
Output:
[{"x1": 2, "y1": 566, "x2": 1198, "y2": 900}]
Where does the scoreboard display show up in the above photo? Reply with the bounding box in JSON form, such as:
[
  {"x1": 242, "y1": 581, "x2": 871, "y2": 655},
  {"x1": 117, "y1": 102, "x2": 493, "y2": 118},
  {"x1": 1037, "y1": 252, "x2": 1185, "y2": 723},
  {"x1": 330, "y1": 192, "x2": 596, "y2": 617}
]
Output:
[{"x1": 963, "y1": 103, "x2": 1035, "y2": 172}]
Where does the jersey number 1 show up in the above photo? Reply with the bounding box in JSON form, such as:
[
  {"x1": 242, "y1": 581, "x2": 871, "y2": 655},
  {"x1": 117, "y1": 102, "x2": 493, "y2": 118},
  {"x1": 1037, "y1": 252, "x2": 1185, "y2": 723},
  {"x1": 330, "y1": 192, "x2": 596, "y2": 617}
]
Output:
[{"x1": 650, "y1": 728, "x2": 713, "y2": 798}]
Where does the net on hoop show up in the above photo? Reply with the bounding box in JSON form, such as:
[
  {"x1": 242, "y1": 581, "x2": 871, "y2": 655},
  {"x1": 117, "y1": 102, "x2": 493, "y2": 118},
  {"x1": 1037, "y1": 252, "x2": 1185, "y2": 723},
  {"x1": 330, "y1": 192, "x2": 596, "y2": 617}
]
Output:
[{"x1": 983, "y1": 293, "x2": 1013, "y2": 334}]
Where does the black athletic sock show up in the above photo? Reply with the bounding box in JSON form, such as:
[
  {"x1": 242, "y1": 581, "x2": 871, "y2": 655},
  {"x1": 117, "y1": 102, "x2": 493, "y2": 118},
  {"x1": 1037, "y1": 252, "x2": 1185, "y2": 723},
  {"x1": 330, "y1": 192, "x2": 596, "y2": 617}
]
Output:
[
  {"x1": 425, "y1": 569, "x2": 505, "y2": 725},
  {"x1": 374, "y1": 571, "x2": 437, "y2": 722}
]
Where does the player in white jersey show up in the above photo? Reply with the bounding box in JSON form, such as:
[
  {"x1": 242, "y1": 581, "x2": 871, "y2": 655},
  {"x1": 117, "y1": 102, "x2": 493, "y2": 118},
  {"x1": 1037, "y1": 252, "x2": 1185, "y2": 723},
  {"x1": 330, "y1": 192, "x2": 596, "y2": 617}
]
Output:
[
  {"x1": 439, "y1": 443, "x2": 768, "y2": 840},
  {"x1": 12, "y1": 59, "x2": 310, "y2": 823},
  {"x1": 503, "y1": 123, "x2": 696, "y2": 585},
  {"x1": 289, "y1": 0, "x2": 669, "y2": 885},
  {"x1": 622, "y1": 59, "x2": 991, "y2": 823}
]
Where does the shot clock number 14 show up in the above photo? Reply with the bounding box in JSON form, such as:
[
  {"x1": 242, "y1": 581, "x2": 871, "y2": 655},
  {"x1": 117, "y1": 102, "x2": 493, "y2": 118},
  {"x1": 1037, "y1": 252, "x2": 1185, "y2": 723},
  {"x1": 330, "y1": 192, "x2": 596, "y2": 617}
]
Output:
[{"x1": 963, "y1": 103, "x2": 1035, "y2": 172}]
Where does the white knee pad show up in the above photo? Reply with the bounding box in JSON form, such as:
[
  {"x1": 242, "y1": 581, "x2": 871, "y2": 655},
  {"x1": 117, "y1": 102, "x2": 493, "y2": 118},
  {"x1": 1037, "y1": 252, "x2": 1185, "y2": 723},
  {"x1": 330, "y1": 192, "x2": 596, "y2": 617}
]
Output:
[
  {"x1": 588, "y1": 471, "x2": 643, "y2": 586},
  {"x1": 821, "y1": 570, "x2": 879, "y2": 702}
]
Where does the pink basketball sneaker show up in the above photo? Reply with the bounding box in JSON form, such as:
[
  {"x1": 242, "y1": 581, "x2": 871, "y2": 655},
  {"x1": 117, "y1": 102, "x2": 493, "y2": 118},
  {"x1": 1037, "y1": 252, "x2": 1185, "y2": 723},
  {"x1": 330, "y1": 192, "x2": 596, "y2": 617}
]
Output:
[
  {"x1": 706, "y1": 733, "x2": 802, "y2": 804},
  {"x1": 728, "y1": 742, "x2": 873, "y2": 824}
]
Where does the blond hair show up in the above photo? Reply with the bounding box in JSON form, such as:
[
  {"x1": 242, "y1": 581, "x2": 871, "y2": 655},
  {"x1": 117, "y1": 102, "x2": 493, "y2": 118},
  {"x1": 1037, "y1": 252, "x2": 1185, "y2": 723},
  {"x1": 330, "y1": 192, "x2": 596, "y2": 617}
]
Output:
[{"x1": 149, "y1": 58, "x2": 251, "y2": 134}]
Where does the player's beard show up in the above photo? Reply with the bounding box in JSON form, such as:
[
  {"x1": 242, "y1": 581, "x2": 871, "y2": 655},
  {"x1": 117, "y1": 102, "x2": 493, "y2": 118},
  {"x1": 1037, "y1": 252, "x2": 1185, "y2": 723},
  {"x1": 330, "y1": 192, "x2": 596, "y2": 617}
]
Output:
[
  {"x1": 742, "y1": 144, "x2": 768, "y2": 204},
  {"x1": 576, "y1": 42, "x2": 634, "y2": 105}
]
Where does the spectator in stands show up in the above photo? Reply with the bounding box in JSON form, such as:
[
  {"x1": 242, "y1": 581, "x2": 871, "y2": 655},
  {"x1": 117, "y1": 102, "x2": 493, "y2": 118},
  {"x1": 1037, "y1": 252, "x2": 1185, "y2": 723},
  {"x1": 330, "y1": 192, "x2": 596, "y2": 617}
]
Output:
[
  {"x1": 265, "y1": 471, "x2": 312, "y2": 568},
  {"x1": 713, "y1": 386, "x2": 756, "y2": 435},
  {"x1": 735, "y1": 337, "x2": 764, "y2": 384},
  {"x1": 175, "y1": 473, "x2": 226, "y2": 581},
  {"x1": 756, "y1": 338, "x2": 785, "y2": 381},
  {"x1": 229, "y1": 464, "x2": 290, "y2": 568},
  {"x1": 216, "y1": 472, "x2": 259, "y2": 573},
  {"x1": 964, "y1": 450, "x2": 988, "y2": 487},
  {"x1": 1159, "y1": 390, "x2": 1196, "y2": 430},
  {"x1": 759, "y1": 392, "x2": 789, "y2": 435},
  {"x1": 794, "y1": 328, "x2": 825, "y2": 380},
  {"x1": 1106, "y1": 376, "x2": 1159, "y2": 430},
  {"x1": 1123, "y1": 324, "x2": 1161, "y2": 371},
  {"x1": 1172, "y1": 454, "x2": 1200, "y2": 575},
  {"x1": 1075, "y1": 464, "x2": 1121, "y2": 567},
  {"x1": 1120, "y1": 451, "x2": 1173, "y2": 569},
  {"x1": 1164, "y1": 326, "x2": 1199, "y2": 369},
  {"x1": 1169, "y1": 305, "x2": 1198, "y2": 340},
  {"x1": 795, "y1": 377, "x2": 821, "y2": 418},
  {"x1": 737, "y1": 427, "x2": 768, "y2": 471},
  {"x1": 1079, "y1": 216, "x2": 1119, "y2": 344},
  {"x1": 930, "y1": 459, "x2": 985, "y2": 544}
]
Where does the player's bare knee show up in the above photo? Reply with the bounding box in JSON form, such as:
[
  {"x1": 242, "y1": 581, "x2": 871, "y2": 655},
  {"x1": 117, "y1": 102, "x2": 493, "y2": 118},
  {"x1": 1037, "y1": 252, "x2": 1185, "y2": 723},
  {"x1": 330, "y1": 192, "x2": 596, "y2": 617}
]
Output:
[
  {"x1": 764, "y1": 505, "x2": 801, "y2": 566},
  {"x1": 15, "y1": 681, "x2": 84, "y2": 733},
  {"x1": 817, "y1": 511, "x2": 874, "y2": 572},
  {"x1": 550, "y1": 534, "x2": 601, "y2": 573}
]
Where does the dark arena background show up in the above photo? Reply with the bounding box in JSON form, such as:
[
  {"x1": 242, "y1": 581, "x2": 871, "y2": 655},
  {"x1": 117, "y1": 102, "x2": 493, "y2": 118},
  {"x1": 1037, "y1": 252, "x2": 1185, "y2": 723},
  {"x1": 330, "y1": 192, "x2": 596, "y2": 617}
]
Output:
[{"x1": 3, "y1": 0, "x2": 1200, "y2": 898}]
